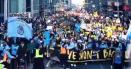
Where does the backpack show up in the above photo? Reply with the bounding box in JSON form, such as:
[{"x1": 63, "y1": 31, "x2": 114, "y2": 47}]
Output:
[{"x1": 114, "y1": 54, "x2": 122, "y2": 64}]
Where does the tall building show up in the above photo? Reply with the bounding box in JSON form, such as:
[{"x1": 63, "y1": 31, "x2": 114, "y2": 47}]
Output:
[
  {"x1": 0, "y1": 0, "x2": 4, "y2": 22},
  {"x1": 9, "y1": 0, "x2": 26, "y2": 13},
  {"x1": 33, "y1": 0, "x2": 40, "y2": 15},
  {"x1": 0, "y1": 0, "x2": 41, "y2": 22},
  {"x1": 8, "y1": 0, "x2": 40, "y2": 14}
]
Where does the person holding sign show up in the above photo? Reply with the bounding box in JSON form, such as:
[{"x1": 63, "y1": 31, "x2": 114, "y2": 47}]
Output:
[{"x1": 60, "y1": 43, "x2": 68, "y2": 68}]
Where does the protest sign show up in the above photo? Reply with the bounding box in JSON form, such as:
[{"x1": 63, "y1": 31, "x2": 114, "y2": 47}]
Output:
[{"x1": 66, "y1": 48, "x2": 115, "y2": 63}]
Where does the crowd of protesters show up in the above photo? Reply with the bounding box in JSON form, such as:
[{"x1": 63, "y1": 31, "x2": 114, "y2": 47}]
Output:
[{"x1": 0, "y1": 9, "x2": 131, "y2": 69}]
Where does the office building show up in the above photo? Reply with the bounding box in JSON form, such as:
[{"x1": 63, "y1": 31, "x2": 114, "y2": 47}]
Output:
[{"x1": 0, "y1": 0, "x2": 4, "y2": 22}]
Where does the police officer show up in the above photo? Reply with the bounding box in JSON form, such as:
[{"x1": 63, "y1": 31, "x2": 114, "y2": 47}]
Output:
[{"x1": 33, "y1": 45, "x2": 45, "y2": 69}]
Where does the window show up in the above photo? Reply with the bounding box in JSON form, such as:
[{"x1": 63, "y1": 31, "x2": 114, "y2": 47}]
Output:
[
  {"x1": 26, "y1": 0, "x2": 31, "y2": 12},
  {"x1": 9, "y1": 0, "x2": 18, "y2": 13},
  {"x1": 0, "y1": 0, "x2": 4, "y2": 13}
]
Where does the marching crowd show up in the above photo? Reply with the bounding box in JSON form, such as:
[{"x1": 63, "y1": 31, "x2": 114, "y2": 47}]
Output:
[{"x1": 0, "y1": 10, "x2": 131, "y2": 69}]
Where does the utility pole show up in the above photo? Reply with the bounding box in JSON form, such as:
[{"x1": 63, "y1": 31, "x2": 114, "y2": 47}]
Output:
[{"x1": 4, "y1": 0, "x2": 8, "y2": 22}]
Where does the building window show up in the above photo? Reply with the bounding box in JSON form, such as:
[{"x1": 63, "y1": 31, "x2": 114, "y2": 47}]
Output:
[
  {"x1": 0, "y1": 0, "x2": 4, "y2": 13},
  {"x1": 9, "y1": 0, "x2": 18, "y2": 13},
  {"x1": 26, "y1": 0, "x2": 31, "y2": 12}
]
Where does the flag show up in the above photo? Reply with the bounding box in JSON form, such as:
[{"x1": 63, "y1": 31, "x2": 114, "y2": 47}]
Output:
[
  {"x1": 126, "y1": 24, "x2": 131, "y2": 40},
  {"x1": 7, "y1": 19, "x2": 32, "y2": 39},
  {"x1": 43, "y1": 30, "x2": 50, "y2": 40},
  {"x1": 43, "y1": 30, "x2": 51, "y2": 46},
  {"x1": 8, "y1": 17, "x2": 18, "y2": 22},
  {"x1": 75, "y1": 23, "x2": 81, "y2": 33}
]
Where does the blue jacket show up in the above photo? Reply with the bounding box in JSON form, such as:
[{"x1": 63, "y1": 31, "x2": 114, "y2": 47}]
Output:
[
  {"x1": 4, "y1": 50, "x2": 14, "y2": 59},
  {"x1": 0, "y1": 44, "x2": 4, "y2": 51},
  {"x1": 114, "y1": 55, "x2": 122, "y2": 64},
  {"x1": 87, "y1": 42, "x2": 93, "y2": 49},
  {"x1": 100, "y1": 43, "x2": 108, "y2": 49},
  {"x1": 67, "y1": 42, "x2": 76, "y2": 49},
  {"x1": 2, "y1": 45, "x2": 14, "y2": 59},
  {"x1": 75, "y1": 23, "x2": 81, "y2": 33},
  {"x1": 11, "y1": 44, "x2": 19, "y2": 56},
  {"x1": 44, "y1": 39, "x2": 50, "y2": 46},
  {"x1": 43, "y1": 30, "x2": 50, "y2": 39}
]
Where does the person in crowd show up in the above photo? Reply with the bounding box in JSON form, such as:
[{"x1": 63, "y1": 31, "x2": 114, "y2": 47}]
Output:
[
  {"x1": 2, "y1": 42, "x2": 14, "y2": 69},
  {"x1": 60, "y1": 42, "x2": 68, "y2": 68},
  {"x1": 33, "y1": 44, "x2": 45, "y2": 69},
  {"x1": 99, "y1": 39, "x2": 108, "y2": 49},
  {"x1": 86, "y1": 38, "x2": 93, "y2": 49},
  {"x1": 66, "y1": 38, "x2": 77, "y2": 50},
  {"x1": 75, "y1": 21, "x2": 81, "y2": 34},
  {"x1": 113, "y1": 48, "x2": 123, "y2": 69},
  {"x1": 0, "y1": 9, "x2": 130, "y2": 68},
  {"x1": 0, "y1": 41, "x2": 4, "y2": 59},
  {"x1": 17, "y1": 42, "x2": 27, "y2": 69},
  {"x1": 27, "y1": 40, "x2": 35, "y2": 64},
  {"x1": 10, "y1": 43, "x2": 19, "y2": 69}
]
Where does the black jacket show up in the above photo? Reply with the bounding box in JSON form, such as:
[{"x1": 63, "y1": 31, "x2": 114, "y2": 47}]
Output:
[{"x1": 17, "y1": 46, "x2": 27, "y2": 59}]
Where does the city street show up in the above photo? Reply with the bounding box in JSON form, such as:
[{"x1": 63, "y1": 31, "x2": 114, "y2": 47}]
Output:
[
  {"x1": 1, "y1": 0, "x2": 131, "y2": 69},
  {"x1": 45, "y1": 62, "x2": 131, "y2": 69},
  {"x1": 27, "y1": 59, "x2": 131, "y2": 69},
  {"x1": 28, "y1": 62, "x2": 111, "y2": 69}
]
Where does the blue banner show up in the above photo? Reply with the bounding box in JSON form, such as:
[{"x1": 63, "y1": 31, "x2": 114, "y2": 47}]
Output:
[
  {"x1": 75, "y1": 23, "x2": 81, "y2": 33},
  {"x1": 43, "y1": 30, "x2": 51, "y2": 46},
  {"x1": 7, "y1": 19, "x2": 32, "y2": 39}
]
